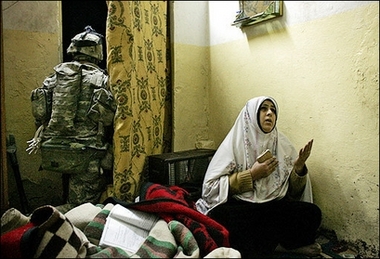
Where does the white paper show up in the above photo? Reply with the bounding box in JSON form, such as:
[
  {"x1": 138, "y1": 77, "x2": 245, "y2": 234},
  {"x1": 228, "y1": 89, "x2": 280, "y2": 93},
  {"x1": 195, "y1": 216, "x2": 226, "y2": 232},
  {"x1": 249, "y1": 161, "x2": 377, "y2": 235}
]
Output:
[{"x1": 99, "y1": 204, "x2": 159, "y2": 254}]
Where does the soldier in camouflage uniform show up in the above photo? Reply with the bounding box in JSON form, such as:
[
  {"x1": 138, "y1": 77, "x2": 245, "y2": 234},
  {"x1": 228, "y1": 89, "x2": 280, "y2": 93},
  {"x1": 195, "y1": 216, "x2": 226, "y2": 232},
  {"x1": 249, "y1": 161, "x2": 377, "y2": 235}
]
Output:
[{"x1": 27, "y1": 26, "x2": 115, "y2": 206}]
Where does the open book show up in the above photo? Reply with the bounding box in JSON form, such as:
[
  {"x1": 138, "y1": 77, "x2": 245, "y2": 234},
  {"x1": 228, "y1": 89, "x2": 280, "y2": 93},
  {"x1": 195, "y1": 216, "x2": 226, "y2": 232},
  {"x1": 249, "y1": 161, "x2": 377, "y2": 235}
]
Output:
[{"x1": 99, "y1": 204, "x2": 159, "y2": 254}]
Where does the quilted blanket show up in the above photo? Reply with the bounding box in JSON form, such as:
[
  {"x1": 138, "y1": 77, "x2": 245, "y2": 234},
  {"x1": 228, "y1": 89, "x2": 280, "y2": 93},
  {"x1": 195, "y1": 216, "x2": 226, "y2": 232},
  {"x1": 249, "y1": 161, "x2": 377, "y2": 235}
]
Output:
[
  {"x1": 1, "y1": 183, "x2": 240, "y2": 258},
  {"x1": 104, "y1": 182, "x2": 230, "y2": 256},
  {"x1": 84, "y1": 182, "x2": 236, "y2": 258},
  {"x1": 84, "y1": 207, "x2": 239, "y2": 258}
]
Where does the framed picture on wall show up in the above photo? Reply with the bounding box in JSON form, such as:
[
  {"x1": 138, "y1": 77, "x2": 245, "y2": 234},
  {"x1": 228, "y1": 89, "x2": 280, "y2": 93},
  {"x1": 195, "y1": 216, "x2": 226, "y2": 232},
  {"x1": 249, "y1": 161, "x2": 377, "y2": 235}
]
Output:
[{"x1": 232, "y1": 1, "x2": 283, "y2": 28}]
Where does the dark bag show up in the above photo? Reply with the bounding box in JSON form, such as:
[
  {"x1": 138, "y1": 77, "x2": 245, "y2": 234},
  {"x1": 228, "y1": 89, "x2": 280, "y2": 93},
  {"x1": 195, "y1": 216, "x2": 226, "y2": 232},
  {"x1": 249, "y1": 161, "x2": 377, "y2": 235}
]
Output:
[{"x1": 40, "y1": 137, "x2": 106, "y2": 174}]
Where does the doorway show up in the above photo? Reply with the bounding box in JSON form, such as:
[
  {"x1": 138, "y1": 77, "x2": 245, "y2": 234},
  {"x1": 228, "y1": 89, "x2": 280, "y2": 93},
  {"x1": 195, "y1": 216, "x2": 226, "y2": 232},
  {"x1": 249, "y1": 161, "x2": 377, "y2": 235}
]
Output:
[{"x1": 62, "y1": 1, "x2": 108, "y2": 69}]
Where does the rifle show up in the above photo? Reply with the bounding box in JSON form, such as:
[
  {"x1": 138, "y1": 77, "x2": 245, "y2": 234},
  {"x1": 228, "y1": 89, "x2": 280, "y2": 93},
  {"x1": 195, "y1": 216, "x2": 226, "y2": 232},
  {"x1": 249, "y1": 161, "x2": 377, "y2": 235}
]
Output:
[{"x1": 6, "y1": 134, "x2": 31, "y2": 214}]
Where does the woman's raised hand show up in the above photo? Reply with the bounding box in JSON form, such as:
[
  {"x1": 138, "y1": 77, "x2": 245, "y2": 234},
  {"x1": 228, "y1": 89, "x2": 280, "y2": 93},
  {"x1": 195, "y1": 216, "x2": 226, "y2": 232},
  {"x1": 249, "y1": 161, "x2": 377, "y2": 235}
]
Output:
[{"x1": 294, "y1": 139, "x2": 314, "y2": 175}]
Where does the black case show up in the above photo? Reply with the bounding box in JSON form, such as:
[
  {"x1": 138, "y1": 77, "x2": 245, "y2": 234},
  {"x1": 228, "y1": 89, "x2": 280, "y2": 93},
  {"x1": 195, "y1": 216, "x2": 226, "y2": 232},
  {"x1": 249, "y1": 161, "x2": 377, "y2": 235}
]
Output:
[{"x1": 148, "y1": 149, "x2": 216, "y2": 200}]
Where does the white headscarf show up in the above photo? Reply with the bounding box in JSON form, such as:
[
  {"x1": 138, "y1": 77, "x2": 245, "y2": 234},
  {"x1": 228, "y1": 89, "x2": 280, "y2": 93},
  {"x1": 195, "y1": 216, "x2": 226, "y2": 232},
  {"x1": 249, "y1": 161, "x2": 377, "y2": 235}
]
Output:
[{"x1": 196, "y1": 96, "x2": 313, "y2": 215}]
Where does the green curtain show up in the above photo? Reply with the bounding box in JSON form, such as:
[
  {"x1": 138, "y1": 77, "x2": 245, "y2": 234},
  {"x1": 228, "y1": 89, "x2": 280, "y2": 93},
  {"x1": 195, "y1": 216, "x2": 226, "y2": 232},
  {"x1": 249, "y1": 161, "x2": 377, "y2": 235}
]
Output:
[{"x1": 106, "y1": 1, "x2": 171, "y2": 202}]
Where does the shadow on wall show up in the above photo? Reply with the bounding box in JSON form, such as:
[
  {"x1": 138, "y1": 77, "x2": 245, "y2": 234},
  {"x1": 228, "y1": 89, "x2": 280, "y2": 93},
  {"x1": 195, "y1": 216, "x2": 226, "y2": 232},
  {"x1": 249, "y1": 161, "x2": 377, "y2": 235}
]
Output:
[{"x1": 7, "y1": 166, "x2": 63, "y2": 214}]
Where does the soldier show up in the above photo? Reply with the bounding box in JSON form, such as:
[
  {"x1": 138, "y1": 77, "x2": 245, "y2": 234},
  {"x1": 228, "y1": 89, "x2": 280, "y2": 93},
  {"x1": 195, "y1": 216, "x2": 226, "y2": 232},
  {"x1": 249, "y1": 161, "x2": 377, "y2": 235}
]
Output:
[{"x1": 27, "y1": 26, "x2": 115, "y2": 207}]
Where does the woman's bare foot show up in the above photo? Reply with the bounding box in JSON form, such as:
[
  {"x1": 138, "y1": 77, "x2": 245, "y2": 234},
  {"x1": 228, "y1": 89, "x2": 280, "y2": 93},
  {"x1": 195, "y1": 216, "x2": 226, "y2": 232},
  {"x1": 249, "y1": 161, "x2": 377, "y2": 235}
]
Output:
[{"x1": 275, "y1": 242, "x2": 322, "y2": 257}]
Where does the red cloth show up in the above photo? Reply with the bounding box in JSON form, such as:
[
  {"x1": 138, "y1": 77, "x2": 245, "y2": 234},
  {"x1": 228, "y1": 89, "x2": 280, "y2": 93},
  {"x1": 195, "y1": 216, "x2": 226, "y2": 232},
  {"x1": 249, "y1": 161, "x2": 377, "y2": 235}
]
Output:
[
  {"x1": 106, "y1": 183, "x2": 230, "y2": 257},
  {"x1": 0, "y1": 222, "x2": 35, "y2": 258}
]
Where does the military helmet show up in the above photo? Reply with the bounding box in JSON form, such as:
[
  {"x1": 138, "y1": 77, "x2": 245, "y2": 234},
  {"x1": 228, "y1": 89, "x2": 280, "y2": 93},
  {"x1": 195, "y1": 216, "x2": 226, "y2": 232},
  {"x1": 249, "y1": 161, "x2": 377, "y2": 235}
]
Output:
[{"x1": 67, "y1": 26, "x2": 104, "y2": 61}]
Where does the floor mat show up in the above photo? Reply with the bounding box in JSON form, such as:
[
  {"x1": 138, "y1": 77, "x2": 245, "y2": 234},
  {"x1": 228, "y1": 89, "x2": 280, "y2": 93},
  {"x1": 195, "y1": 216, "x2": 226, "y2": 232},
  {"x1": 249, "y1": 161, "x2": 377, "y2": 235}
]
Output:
[{"x1": 272, "y1": 234, "x2": 358, "y2": 258}]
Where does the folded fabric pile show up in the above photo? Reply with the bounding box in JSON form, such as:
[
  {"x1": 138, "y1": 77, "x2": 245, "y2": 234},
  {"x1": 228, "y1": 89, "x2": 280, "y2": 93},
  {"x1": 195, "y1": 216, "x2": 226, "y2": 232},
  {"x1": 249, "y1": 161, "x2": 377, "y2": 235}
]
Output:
[
  {"x1": 1, "y1": 205, "x2": 88, "y2": 258},
  {"x1": 0, "y1": 183, "x2": 240, "y2": 258},
  {"x1": 1, "y1": 208, "x2": 30, "y2": 235},
  {"x1": 83, "y1": 205, "x2": 239, "y2": 258},
  {"x1": 104, "y1": 182, "x2": 231, "y2": 257}
]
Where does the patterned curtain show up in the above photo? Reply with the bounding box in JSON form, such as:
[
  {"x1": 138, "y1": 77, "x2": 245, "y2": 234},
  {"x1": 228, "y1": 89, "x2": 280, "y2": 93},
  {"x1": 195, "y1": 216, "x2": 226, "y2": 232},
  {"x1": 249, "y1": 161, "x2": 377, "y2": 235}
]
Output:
[{"x1": 106, "y1": 1, "x2": 171, "y2": 202}]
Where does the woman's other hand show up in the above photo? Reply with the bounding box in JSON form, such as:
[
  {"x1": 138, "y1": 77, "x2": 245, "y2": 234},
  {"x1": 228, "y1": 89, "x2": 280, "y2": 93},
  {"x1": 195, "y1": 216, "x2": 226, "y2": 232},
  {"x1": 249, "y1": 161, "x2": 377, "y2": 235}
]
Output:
[
  {"x1": 250, "y1": 157, "x2": 279, "y2": 180},
  {"x1": 294, "y1": 139, "x2": 314, "y2": 175}
]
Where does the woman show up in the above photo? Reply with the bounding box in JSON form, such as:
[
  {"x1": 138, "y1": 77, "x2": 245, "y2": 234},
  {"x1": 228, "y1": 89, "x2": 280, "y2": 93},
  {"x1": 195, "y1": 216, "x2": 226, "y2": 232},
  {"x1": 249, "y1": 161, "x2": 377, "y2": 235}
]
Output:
[{"x1": 196, "y1": 96, "x2": 322, "y2": 258}]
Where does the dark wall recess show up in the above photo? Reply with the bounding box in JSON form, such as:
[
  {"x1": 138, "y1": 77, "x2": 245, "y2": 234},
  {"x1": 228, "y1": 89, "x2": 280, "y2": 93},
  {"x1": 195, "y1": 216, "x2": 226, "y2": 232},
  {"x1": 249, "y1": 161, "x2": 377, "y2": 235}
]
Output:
[{"x1": 62, "y1": 1, "x2": 108, "y2": 69}]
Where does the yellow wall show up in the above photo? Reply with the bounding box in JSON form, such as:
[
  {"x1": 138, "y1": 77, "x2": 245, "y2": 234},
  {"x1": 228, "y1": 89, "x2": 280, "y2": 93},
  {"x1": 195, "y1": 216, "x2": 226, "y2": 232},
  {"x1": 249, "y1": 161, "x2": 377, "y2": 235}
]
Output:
[
  {"x1": 2, "y1": 1, "x2": 379, "y2": 255},
  {"x1": 2, "y1": 1, "x2": 63, "y2": 207},
  {"x1": 171, "y1": 44, "x2": 212, "y2": 150},
  {"x1": 172, "y1": 1, "x2": 379, "y2": 255}
]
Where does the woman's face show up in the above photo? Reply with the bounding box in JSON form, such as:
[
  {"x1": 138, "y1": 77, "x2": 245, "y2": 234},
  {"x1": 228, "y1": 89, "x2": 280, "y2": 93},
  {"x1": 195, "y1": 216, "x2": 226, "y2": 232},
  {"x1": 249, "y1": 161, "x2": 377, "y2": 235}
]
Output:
[{"x1": 259, "y1": 100, "x2": 277, "y2": 133}]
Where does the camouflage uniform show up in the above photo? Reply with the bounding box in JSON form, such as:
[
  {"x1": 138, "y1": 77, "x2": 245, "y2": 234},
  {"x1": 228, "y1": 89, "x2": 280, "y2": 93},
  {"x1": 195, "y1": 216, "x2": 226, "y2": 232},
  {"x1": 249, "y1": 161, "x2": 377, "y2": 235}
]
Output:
[{"x1": 28, "y1": 26, "x2": 115, "y2": 205}]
